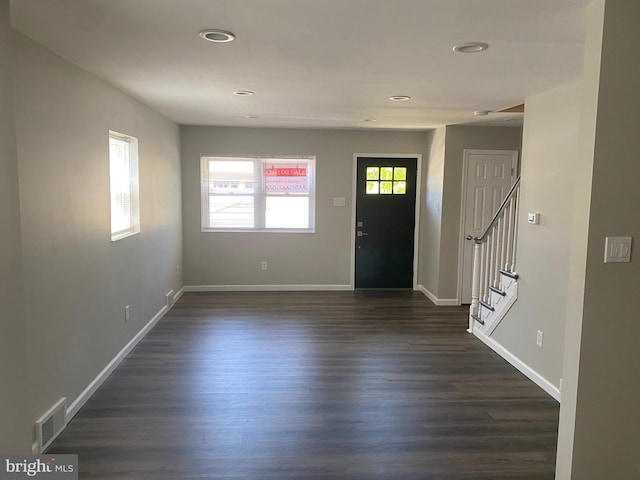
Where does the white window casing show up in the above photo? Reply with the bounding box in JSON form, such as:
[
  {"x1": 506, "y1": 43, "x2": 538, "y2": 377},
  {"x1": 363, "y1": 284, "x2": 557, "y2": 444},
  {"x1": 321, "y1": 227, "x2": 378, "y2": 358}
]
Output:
[
  {"x1": 201, "y1": 155, "x2": 316, "y2": 233},
  {"x1": 109, "y1": 131, "x2": 140, "y2": 241}
]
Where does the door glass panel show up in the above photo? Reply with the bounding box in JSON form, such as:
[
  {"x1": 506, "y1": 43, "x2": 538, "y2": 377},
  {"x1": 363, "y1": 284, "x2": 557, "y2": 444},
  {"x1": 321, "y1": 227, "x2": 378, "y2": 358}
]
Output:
[
  {"x1": 394, "y1": 167, "x2": 407, "y2": 181},
  {"x1": 366, "y1": 167, "x2": 380, "y2": 180},
  {"x1": 380, "y1": 167, "x2": 394, "y2": 181},
  {"x1": 380, "y1": 181, "x2": 393, "y2": 194},
  {"x1": 393, "y1": 181, "x2": 407, "y2": 194},
  {"x1": 366, "y1": 181, "x2": 379, "y2": 194}
]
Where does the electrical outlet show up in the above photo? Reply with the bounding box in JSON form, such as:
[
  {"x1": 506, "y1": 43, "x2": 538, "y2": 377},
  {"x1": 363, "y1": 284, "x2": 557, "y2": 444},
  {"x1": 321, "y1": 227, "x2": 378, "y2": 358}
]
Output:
[
  {"x1": 125, "y1": 305, "x2": 130, "y2": 322},
  {"x1": 536, "y1": 330, "x2": 543, "y2": 347},
  {"x1": 261, "y1": 261, "x2": 268, "y2": 271}
]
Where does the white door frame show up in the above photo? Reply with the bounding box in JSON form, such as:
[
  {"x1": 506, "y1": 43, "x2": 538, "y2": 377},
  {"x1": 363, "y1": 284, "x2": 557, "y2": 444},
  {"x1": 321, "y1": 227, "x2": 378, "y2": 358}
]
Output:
[
  {"x1": 350, "y1": 153, "x2": 423, "y2": 289},
  {"x1": 456, "y1": 149, "x2": 518, "y2": 303}
]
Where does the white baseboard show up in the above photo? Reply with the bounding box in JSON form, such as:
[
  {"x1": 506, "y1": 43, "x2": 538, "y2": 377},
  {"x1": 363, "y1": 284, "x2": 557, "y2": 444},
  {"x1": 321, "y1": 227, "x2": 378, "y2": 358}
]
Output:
[
  {"x1": 184, "y1": 284, "x2": 354, "y2": 292},
  {"x1": 65, "y1": 299, "x2": 175, "y2": 422},
  {"x1": 472, "y1": 328, "x2": 561, "y2": 402},
  {"x1": 416, "y1": 285, "x2": 460, "y2": 306},
  {"x1": 174, "y1": 286, "x2": 185, "y2": 302}
]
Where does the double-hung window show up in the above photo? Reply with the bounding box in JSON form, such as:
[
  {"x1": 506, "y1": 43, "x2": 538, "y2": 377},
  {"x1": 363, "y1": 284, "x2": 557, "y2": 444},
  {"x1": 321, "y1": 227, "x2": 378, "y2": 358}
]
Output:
[
  {"x1": 201, "y1": 155, "x2": 315, "y2": 232},
  {"x1": 109, "y1": 131, "x2": 140, "y2": 241}
]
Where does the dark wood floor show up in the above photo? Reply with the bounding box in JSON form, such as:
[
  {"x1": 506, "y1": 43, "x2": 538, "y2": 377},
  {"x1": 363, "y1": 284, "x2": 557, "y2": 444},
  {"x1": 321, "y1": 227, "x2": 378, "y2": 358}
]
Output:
[{"x1": 49, "y1": 291, "x2": 559, "y2": 479}]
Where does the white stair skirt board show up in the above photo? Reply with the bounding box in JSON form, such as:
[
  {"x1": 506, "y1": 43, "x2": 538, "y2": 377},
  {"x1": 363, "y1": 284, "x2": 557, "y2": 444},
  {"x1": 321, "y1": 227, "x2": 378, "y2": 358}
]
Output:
[
  {"x1": 185, "y1": 284, "x2": 353, "y2": 292},
  {"x1": 472, "y1": 328, "x2": 561, "y2": 402},
  {"x1": 476, "y1": 274, "x2": 518, "y2": 335},
  {"x1": 417, "y1": 285, "x2": 460, "y2": 306}
]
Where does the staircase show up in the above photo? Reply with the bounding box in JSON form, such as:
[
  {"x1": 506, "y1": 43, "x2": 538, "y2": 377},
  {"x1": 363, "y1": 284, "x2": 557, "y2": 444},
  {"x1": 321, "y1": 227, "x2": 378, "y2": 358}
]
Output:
[{"x1": 468, "y1": 177, "x2": 520, "y2": 335}]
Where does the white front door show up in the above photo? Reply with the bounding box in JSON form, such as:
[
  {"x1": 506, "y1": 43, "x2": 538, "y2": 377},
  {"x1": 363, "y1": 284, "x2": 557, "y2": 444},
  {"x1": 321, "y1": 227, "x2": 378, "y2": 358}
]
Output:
[{"x1": 459, "y1": 149, "x2": 518, "y2": 304}]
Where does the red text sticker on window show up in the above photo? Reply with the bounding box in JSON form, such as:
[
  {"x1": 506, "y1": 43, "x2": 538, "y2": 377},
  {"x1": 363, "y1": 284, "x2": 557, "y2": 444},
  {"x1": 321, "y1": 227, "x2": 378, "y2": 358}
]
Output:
[{"x1": 264, "y1": 165, "x2": 309, "y2": 193}]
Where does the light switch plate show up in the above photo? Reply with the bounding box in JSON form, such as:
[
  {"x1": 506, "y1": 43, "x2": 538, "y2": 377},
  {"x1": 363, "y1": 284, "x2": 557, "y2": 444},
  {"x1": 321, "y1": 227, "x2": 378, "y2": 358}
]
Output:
[
  {"x1": 333, "y1": 197, "x2": 346, "y2": 207},
  {"x1": 527, "y1": 212, "x2": 540, "y2": 225},
  {"x1": 604, "y1": 236, "x2": 632, "y2": 263}
]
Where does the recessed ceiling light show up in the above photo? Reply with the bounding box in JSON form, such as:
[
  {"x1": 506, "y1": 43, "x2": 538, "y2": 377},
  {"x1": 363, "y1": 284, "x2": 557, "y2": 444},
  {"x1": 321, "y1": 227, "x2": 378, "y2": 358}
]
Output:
[
  {"x1": 364, "y1": 119, "x2": 378, "y2": 122},
  {"x1": 453, "y1": 42, "x2": 489, "y2": 53},
  {"x1": 474, "y1": 110, "x2": 491, "y2": 116},
  {"x1": 233, "y1": 90, "x2": 255, "y2": 96},
  {"x1": 389, "y1": 95, "x2": 411, "y2": 102},
  {"x1": 199, "y1": 29, "x2": 235, "y2": 43},
  {"x1": 246, "y1": 115, "x2": 261, "y2": 119}
]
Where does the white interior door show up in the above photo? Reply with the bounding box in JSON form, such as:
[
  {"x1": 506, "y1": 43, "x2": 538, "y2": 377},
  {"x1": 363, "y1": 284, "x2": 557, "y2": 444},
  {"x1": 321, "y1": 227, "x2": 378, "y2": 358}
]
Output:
[{"x1": 459, "y1": 149, "x2": 518, "y2": 304}]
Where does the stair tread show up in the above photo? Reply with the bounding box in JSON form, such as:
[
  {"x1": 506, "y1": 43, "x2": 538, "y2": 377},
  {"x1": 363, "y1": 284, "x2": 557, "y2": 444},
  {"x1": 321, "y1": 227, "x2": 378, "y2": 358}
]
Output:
[
  {"x1": 499, "y1": 269, "x2": 519, "y2": 280},
  {"x1": 479, "y1": 300, "x2": 495, "y2": 312},
  {"x1": 489, "y1": 286, "x2": 506, "y2": 296}
]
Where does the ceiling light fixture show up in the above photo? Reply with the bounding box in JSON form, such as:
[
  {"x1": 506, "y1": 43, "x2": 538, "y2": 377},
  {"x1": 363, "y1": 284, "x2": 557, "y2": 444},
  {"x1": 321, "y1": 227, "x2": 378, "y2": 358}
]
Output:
[
  {"x1": 364, "y1": 119, "x2": 378, "y2": 122},
  {"x1": 233, "y1": 90, "x2": 255, "y2": 96},
  {"x1": 199, "y1": 29, "x2": 235, "y2": 43},
  {"x1": 389, "y1": 95, "x2": 411, "y2": 102},
  {"x1": 474, "y1": 110, "x2": 491, "y2": 116},
  {"x1": 453, "y1": 42, "x2": 489, "y2": 53}
]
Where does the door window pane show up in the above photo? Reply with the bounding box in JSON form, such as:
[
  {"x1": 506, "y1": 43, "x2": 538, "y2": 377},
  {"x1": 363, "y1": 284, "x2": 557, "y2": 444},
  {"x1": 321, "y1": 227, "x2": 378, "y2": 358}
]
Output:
[
  {"x1": 381, "y1": 167, "x2": 394, "y2": 180},
  {"x1": 366, "y1": 167, "x2": 379, "y2": 180},
  {"x1": 380, "y1": 181, "x2": 393, "y2": 194},
  {"x1": 393, "y1": 181, "x2": 407, "y2": 194},
  {"x1": 366, "y1": 181, "x2": 379, "y2": 194},
  {"x1": 394, "y1": 167, "x2": 407, "y2": 181}
]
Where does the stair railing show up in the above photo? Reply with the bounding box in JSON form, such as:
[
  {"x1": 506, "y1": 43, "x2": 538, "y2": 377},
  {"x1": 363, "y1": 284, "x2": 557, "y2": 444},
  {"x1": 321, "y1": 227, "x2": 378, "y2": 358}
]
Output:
[{"x1": 467, "y1": 176, "x2": 521, "y2": 331}]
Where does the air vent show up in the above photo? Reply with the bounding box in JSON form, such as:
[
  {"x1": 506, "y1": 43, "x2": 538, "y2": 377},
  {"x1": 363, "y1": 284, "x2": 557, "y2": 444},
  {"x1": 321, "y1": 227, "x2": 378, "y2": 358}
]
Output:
[{"x1": 35, "y1": 398, "x2": 67, "y2": 453}]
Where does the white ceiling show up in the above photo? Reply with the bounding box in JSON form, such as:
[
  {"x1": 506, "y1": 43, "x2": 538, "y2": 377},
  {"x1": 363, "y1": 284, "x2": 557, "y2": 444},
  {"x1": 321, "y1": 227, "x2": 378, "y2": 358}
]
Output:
[{"x1": 10, "y1": 0, "x2": 591, "y2": 130}]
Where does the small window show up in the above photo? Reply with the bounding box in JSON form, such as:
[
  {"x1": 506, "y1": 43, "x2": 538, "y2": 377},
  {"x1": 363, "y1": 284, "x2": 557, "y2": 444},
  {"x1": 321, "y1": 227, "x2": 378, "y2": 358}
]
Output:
[
  {"x1": 201, "y1": 155, "x2": 315, "y2": 232},
  {"x1": 109, "y1": 131, "x2": 140, "y2": 241},
  {"x1": 365, "y1": 166, "x2": 407, "y2": 195}
]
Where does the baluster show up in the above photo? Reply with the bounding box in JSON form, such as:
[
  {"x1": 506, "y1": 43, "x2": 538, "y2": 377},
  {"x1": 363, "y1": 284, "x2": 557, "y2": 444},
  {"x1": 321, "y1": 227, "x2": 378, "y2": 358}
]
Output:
[
  {"x1": 479, "y1": 241, "x2": 487, "y2": 301},
  {"x1": 499, "y1": 207, "x2": 508, "y2": 281},
  {"x1": 486, "y1": 231, "x2": 494, "y2": 304},
  {"x1": 504, "y1": 200, "x2": 513, "y2": 271},
  {"x1": 469, "y1": 241, "x2": 482, "y2": 331},
  {"x1": 493, "y1": 216, "x2": 502, "y2": 288},
  {"x1": 510, "y1": 189, "x2": 520, "y2": 272}
]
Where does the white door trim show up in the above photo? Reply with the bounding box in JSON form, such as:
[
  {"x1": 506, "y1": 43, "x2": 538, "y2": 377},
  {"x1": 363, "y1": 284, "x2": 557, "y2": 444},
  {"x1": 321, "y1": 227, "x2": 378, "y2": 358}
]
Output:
[
  {"x1": 350, "y1": 153, "x2": 422, "y2": 289},
  {"x1": 457, "y1": 149, "x2": 518, "y2": 303}
]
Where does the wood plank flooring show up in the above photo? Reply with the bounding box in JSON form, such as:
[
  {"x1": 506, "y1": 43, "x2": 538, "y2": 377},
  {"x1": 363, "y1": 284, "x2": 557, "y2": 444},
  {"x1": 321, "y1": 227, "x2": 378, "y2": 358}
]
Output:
[{"x1": 48, "y1": 291, "x2": 559, "y2": 479}]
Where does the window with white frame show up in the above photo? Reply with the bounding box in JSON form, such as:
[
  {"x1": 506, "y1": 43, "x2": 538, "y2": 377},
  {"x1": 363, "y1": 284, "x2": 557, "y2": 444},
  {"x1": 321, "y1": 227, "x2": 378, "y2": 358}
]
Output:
[
  {"x1": 201, "y1": 155, "x2": 315, "y2": 232},
  {"x1": 109, "y1": 131, "x2": 140, "y2": 241}
]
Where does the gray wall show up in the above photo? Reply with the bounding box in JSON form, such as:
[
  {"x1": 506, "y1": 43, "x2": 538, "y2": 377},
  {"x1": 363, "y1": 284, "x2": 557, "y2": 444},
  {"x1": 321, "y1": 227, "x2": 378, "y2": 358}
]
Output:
[
  {"x1": 492, "y1": 81, "x2": 582, "y2": 391},
  {"x1": 557, "y1": 0, "x2": 640, "y2": 477},
  {"x1": 0, "y1": 0, "x2": 30, "y2": 453},
  {"x1": 12, "y1": 32, "x2": 183, "y2": 432},
  {"x1": 417, "y1": 127, "x2": 445, "y2": 296},
  {"x1": 181, "y1": 126, "x2": 426, "y2": 287}
]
